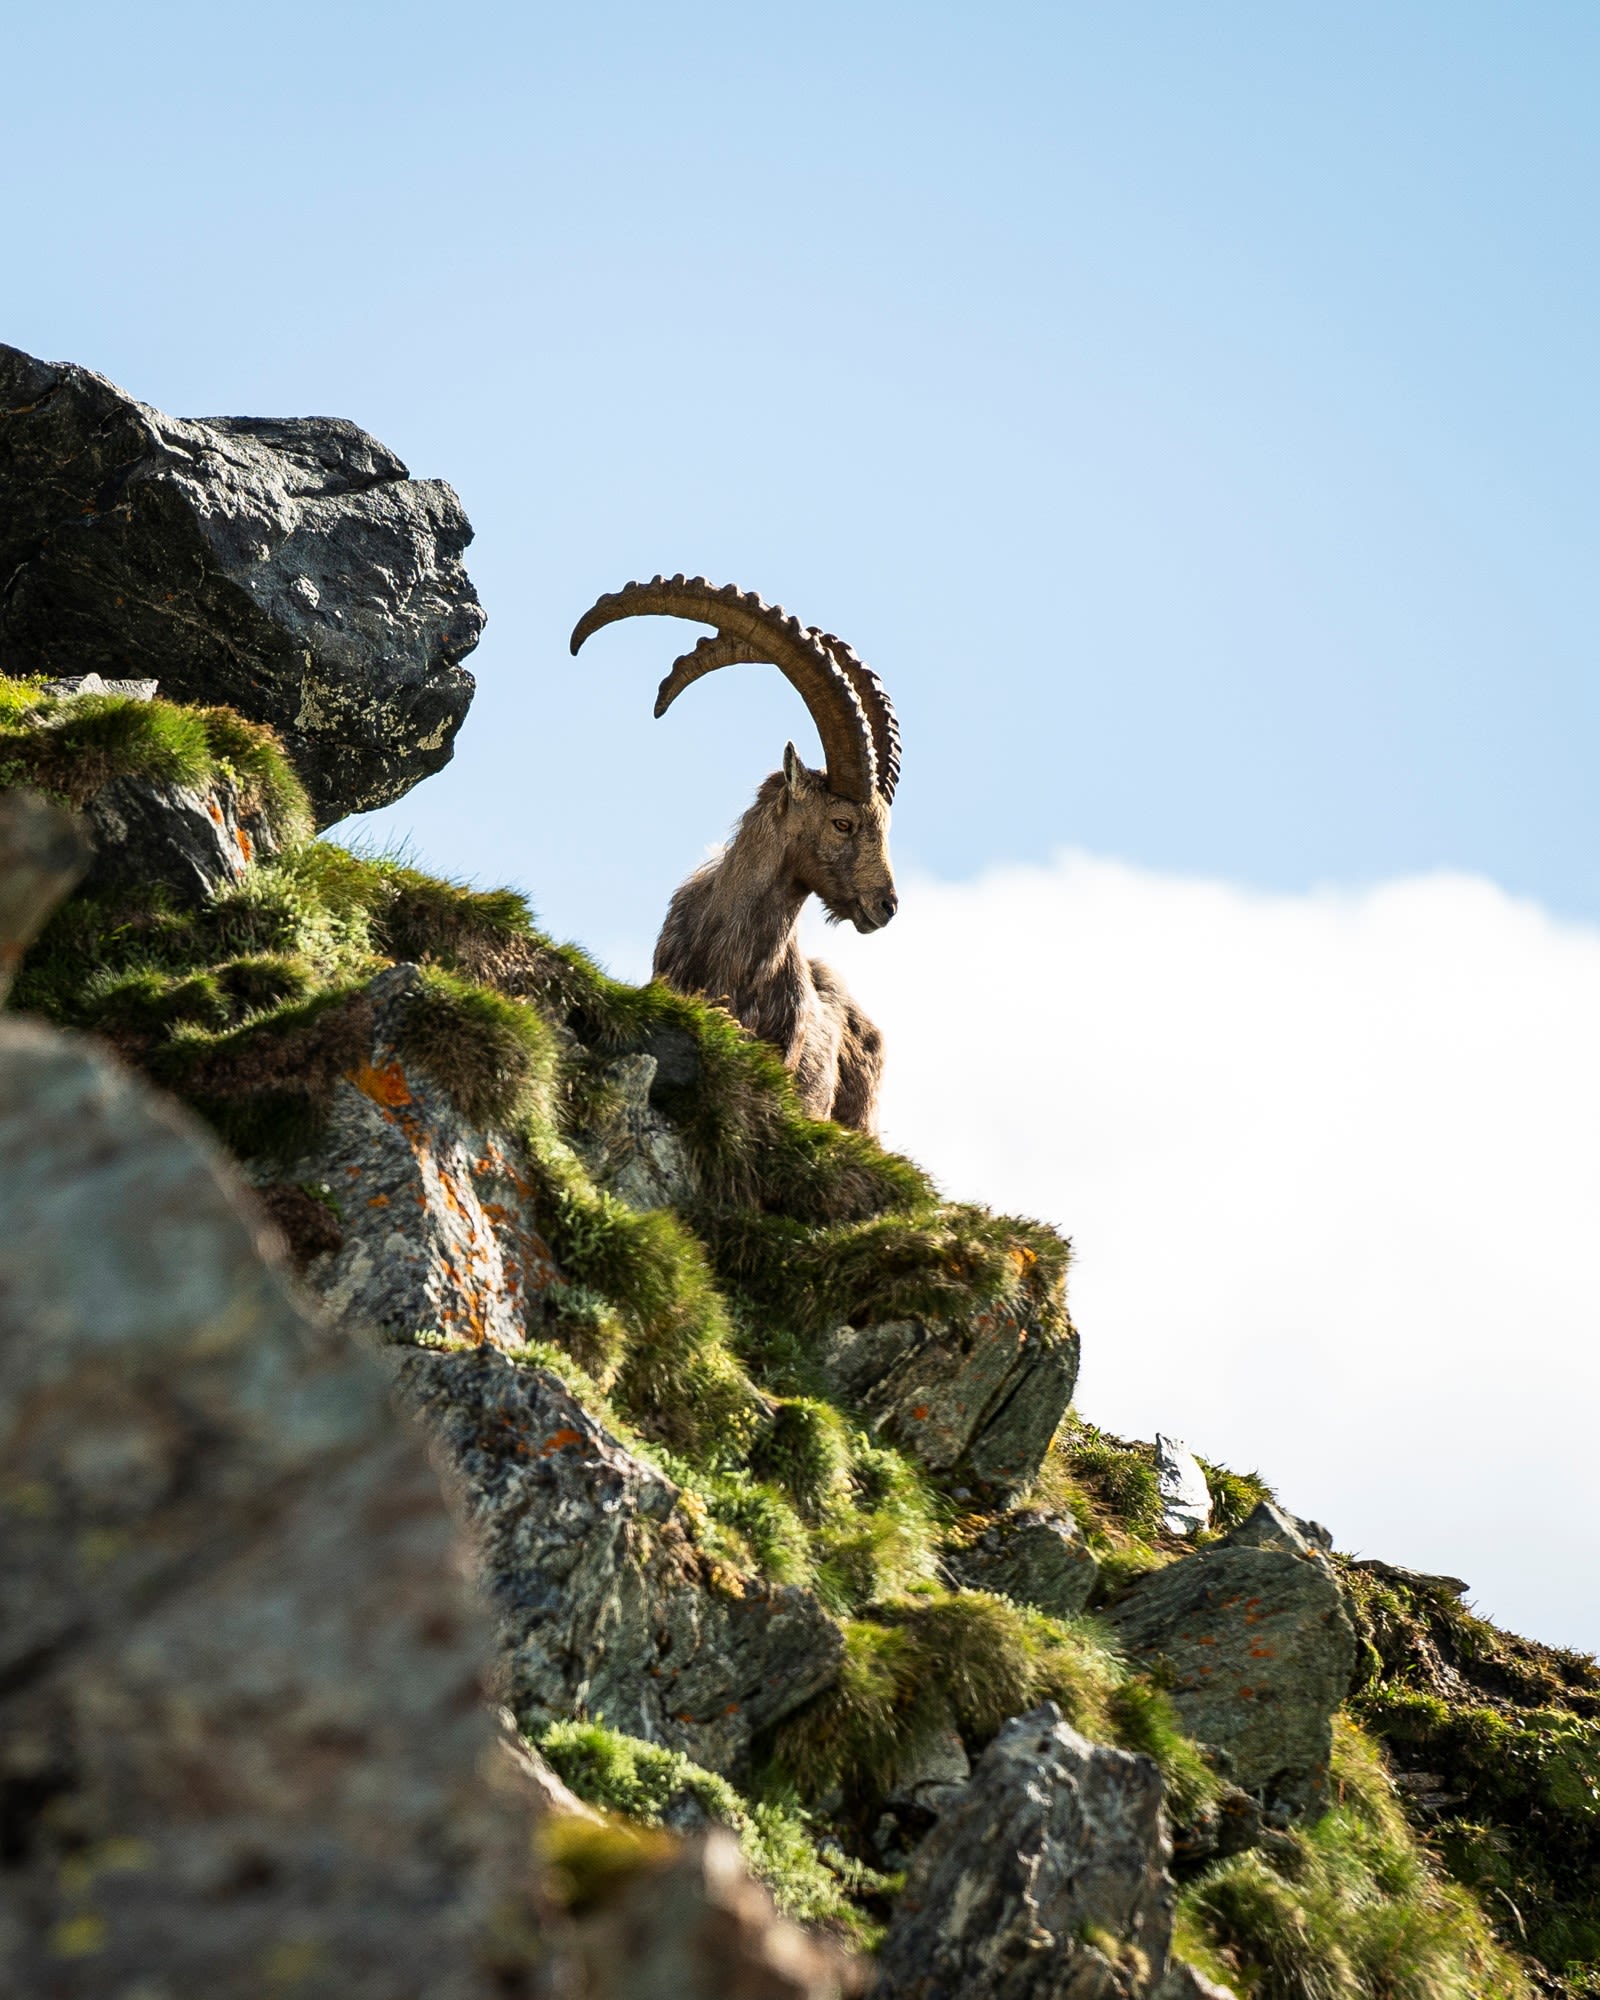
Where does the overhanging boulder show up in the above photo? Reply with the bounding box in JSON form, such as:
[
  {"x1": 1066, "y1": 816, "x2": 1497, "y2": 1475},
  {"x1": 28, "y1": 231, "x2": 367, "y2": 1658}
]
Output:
[{"x1": 0, "y1": 344, "x2": 483, "y2": 825}]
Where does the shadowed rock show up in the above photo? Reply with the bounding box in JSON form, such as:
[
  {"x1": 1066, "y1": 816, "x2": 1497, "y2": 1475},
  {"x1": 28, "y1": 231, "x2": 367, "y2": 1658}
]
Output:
[
  {"x1": 394, "y1": 1347, "x2": 843, "y2": 1777},
  {"x1": 0, "y1": 1015, "x2": 548, "y2": 1998},
  {"x1": 872, "y1": 1703, "x2": 1175, "y2": 1999},
  {"x1": 0, "y1": 344, "x2": 483, "y2": 825},
  {"x1": 948, "y1": 1506, "x2": 1100, "y2": 1619},
  {"x1": 819, "y1": 1305, "x2": 1077, "y2": 1494}
]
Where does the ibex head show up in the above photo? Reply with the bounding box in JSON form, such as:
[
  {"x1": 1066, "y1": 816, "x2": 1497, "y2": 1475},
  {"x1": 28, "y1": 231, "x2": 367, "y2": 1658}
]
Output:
[{"x1": 570, "y1": 575, "x2": 901, "y2": 934}]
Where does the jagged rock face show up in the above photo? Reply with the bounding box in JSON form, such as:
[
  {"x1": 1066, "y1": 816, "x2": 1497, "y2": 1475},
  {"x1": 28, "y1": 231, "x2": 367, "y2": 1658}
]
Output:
[
  {"x1": 254, "y1": 964, "x2": 559, "y2": 1347},
  {"x1": 872, "y1": 1703, "x2": 1176, "y2": 2000},
  {"x1": 0, "y1": 1015, "x2": 547, "y2": 1999},
  {"x1": 948, "y1": 1507, "x2": 1101, "y2": 1619},
  {"x1": 569, "y1": 1051, "x2": 695, "y2": 1212},
  {"x1": 0, "y1": 345, "x2": 483, "y2": 825},
  {"x1": 819, "y1": 1305, "x2": 1077, "y2": 1493},
  {"x1": 396, "y1": 1346, "x2": 843, "y2": 1777},
  {"x1": 1103, "y1": 1533, "x2": 1358, "y2": 1822},
  {"x1": 84, "y1": 765, "x2": 284, "y2": 899}
]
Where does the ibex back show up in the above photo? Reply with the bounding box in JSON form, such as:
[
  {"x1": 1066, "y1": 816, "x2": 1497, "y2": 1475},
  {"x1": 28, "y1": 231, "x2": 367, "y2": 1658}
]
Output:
[{"x1": 571, "y1": 577, "x2": 901, "y2": 1134}]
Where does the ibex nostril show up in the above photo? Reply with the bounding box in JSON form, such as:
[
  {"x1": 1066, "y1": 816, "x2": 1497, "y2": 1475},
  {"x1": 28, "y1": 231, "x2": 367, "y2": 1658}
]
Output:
[{"x1": 879, "y1": 896, "x2": 898, "y2": 923}]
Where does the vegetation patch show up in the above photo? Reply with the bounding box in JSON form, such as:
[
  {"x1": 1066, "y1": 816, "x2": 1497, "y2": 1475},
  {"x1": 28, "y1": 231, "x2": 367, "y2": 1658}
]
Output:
[
  {"x1": 535, "y1": 1719, "x2": 891, "y2": 1941},
  {"x1": 1177, "y1": 1715, "x2": 1533, "y2": 1999}
]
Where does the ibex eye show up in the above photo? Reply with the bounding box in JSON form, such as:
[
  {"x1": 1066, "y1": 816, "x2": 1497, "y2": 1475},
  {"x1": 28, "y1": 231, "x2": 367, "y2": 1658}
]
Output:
[{"x1": 832, "y1": 818, "x2": 854, "y2": 834}]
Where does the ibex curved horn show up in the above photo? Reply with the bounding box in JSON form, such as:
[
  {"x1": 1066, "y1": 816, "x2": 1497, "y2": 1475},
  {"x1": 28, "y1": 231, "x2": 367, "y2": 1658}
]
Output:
[{"x1": 569, "y1": 576, "x2": 894, "y2": 805}]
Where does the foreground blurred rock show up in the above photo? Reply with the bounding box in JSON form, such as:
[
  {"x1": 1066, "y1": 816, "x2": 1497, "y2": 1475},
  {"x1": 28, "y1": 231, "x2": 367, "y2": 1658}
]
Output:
[
  {"x1": 0, "y1": 1010, "x2": 547, "y2": 1996},
  {"x1": 0, "y1": 343, "x2": 483, "y2": 824}
]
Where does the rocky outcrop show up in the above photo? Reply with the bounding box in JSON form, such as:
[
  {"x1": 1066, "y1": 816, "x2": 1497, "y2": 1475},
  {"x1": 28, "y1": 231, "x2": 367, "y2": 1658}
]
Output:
[
  {"x1": 948, "y1": 1506, "x2": 1100, "y2": 1618},
  {"x1": 819, "y1": 1304, "x2": 1077, "y2": 1493},
  {"x1": 0, "y1": 344, "x2": 483, "y2": 824},
  {"x1": 395, "y1": 1345, "x2": 843, "y2": 1776},
  {"x1": 253, "y1": 964, "x2": 559, "y2": 1347},
  {"x1": 569, "y1": 1052, "x2": 695, "y2": 1212},
  {"x1": 1156, "y1": 1435, "x2": 1211, "y2": 1537},
  {"x1": 872, "y1": 1703, "x2": 1175, "y2": 2000},
  {"x1": 0, "y1": 1010, "x2": 547, "y2": 1998},
  {"x1": 1103, "y1": 1519, "x2": 1358, "y2": 1821},
  {"x1": 83, "y1": 761, "x2": 286, "y2": 899}
]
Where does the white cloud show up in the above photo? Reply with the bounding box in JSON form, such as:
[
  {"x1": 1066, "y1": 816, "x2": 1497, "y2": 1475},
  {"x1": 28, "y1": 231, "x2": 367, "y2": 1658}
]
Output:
[{"x1": 812, "y1": 854, "x2": 1600, "y2": 1656}]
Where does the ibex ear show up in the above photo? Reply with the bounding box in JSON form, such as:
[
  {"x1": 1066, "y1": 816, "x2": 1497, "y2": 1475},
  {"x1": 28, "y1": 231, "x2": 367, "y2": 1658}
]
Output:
[{"x1": 782, "y1": 741, "x2": 805, "y2": 794}]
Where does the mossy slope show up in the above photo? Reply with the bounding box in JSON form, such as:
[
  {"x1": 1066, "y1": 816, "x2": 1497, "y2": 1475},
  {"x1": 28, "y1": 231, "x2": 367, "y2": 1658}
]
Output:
[{"x1": 2, "y1": 673, "x2": 1583, "y2": 1996}]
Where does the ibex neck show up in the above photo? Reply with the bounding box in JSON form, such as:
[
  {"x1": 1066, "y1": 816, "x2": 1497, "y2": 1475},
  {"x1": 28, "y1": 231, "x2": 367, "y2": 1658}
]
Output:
[{"x1": 703, "y1": 813, "x2": 810, "y2": 978}]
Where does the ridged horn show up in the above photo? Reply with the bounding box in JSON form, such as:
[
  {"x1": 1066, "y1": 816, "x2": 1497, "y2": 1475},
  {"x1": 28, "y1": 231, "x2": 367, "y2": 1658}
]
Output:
[
  {"x1": 813, "y1": 631, "x2": 900, "y2": 805},
  {"x1": 570, "y1": 575, "x2": 880, "y2": 803}
]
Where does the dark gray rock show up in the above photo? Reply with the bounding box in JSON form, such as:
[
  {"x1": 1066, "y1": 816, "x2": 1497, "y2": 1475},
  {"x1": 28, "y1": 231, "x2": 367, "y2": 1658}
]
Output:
[
  {"x1": 83, "y1": 765, "x2": 284, "y2": 900},
  {"x1": 818, "y1": 1304, "x2": 1077, "y2": 1494},
  {"x1": 0, "y1": 1014, "x2": 548, "y2": 1998},
  {"x1": 252, "y1": 964, "x2": 560, "y2": 1351},
  {"x1": 395, "y1": 1344, "x2": 843, "y2": 1777},
  {"x1": 569, "y1": 1051, "x2": 695, "y2": 1212},
  {"x1": 1103, "y1": 1542, "x2": 1358, "y2": 1822},
  {"x1": 0, "y1": 344, "x2": 483, "y2": 826},
  {"x1": 873, "y1": 1703, "x2": 1175, "y2": 2000},
  {"x1": 948, "y1": 1507, "x2": 1100, "y2": 1618}
]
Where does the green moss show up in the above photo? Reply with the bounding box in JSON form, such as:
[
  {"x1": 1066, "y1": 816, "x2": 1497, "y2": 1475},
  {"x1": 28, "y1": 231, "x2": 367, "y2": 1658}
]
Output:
[
  {"x1": 535, "y1": 1720, "x2": 884, "y2": 1939},
  {"x1": 771, "y1": 1586, "x2": 1215, "y2": 1827},
  {"x1": 395, "y1": 965, "x2": 560, "y2": 1128},
  {"x1": 1178, "y1": 1716, "x2": 1533, "y2": 1999},
  {"x1": 0, "y1": 677, "x2": 312, "y2": 847},
  {"x1": 701, "y1": 1203, "x2": 1069, "y2": 1348}
]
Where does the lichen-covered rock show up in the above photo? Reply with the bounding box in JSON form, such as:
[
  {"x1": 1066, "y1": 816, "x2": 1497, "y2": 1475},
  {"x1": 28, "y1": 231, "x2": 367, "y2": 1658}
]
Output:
[
  {"x1": 569, "y1": 1051, "x2": 695, "y2": 1212},
  {"x1": 1102, "y1": 1540, "x2": 1357, "y2": 1822},
  {"x1": 818, "y1": 1304, "x2": 1077, "y2": 1492},
  {"x1": 0, "y1": 1015, "x2": 548, "y2": 1999},
  {"x1": 948, "y1": 1507, "x2": 1100, "y2": 1618},
  {"x1": 1223, "y1": 1499, "x2": 1333, "y2": 1557},
  {"x1": 395, "y1": 1344, "x2": 843, "y2": 1777},
  {"x1": 872, "y1": 1703, "x2": 1175, "y2": 2000},
  {"x1": 83, "y1": 765, "x2": 283, "y2": 899},
  {"x1": 255, "y1": 964, "x2": 559, "y2": 1349},
  {"x1": 0, "y1": 344, "x2": 483, "y2": 825},
  {"x1": 572, "y1": 1827, "x2": 861, "y2": 2000},
  {"x1": 1156, "y1": 1435, "x2": 1212, "y2": 1536}
]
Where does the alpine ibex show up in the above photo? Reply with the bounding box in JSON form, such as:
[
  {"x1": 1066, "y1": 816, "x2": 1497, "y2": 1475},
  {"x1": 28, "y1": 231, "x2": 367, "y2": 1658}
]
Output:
[{"x1": 571, "y1": 576, "x2": 901, "y2": 1134}]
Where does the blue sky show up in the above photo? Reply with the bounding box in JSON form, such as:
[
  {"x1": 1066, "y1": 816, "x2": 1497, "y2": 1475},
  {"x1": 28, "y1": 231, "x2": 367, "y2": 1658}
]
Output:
[
  {"x1": 9, "y1": 5, "x2": 1600, "y2": 1642},
  {"x1": 8, "y1": 2, "x2": 1595, "y2": 964}
]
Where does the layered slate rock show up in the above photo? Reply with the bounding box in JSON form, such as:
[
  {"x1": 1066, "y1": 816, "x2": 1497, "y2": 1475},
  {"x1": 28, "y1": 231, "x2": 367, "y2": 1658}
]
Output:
[
  {"x1": 873, "y1": 1703, "x2": 1175, "y2": 2000},
  {"x1": 0, "y1": 344, "x2": 483, "y2": 824},
  {"x1": 1103, "y1": 1513, "x2": 1357, "y2": 1822},
  {"x1": 819, "y1": 1305, "x2": 1077, "y2": 1493},
  {"x1": 253, "y1": 964, "x2": 559, "y2": 1348},
  {"x1": 948, "y1": 1506, "x2": 1100, "y2": 1618},
  {"x1": 0, "y1": 1013, "x2": 546, "y2": 1999},
  {"x1": 396, "y1": 1345, "x2": 843, "y2": 1777}
]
